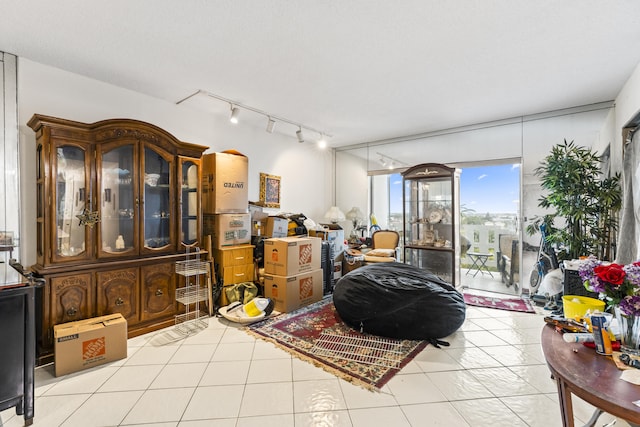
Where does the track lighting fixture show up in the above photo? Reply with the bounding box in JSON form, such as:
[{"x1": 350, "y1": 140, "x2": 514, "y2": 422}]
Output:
[
  {"x1": 176, "y1": 90, "x2": 332, "y2": 146},
  {"x1": 266, "y1": 117, "x2": 276, "y2": 133},
  {"x1": 318, "y1": 133, "x2": 327, "y2": 149},
  {"x1": 376, "y1": 152, "x2": 407, "y2": 170},
  {"x1": 229, "y1": 105, "x2": 240, "y2": 124}
]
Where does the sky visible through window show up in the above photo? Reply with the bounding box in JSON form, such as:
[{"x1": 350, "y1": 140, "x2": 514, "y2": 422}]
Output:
[{"x1": 389, "y1": 163, "x2": 520, "y2": 215}]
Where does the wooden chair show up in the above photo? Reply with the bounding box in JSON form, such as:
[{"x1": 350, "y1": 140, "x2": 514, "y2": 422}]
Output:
[{"x1": 363, "y1": 230, "x2": 400, "y2": 263}]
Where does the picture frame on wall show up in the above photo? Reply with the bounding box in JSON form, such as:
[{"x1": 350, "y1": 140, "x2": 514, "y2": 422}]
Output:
[{"x1": 259, "y1": 173, "x2": 281, "y2": 208}]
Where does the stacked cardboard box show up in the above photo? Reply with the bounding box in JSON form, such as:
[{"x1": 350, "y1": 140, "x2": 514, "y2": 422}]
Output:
[
  {"x1": 202, "y1": 150, "x2": 255, "y2": 305},
  {"x1": 262, "y1": 236, "x2": 323, "y2": 312},
  {"x1": 309, "y1": 224, "x2": 345, "y2": 288}
]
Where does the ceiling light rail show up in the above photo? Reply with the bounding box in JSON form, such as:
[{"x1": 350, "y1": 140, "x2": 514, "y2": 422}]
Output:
[
  {"x1": 176, "y1": 89, "x2": 332, "y2": 143},
  {"x1": 376, "y1": 152, "x2": 408, "y2": 169}
]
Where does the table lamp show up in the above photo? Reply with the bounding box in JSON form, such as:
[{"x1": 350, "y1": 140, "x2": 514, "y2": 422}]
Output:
[
  {"x1": 345, "y1": 207, "x2": 364, "y2": 244},
  {"x1": 324, "y1": 206, "x2": 345, "y2": 224}
]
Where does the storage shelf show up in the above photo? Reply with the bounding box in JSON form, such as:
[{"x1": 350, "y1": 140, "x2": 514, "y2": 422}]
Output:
[
  {"x1": 174, "y1": 311, "x2": 208, "y2": 335},
  {"x1": 175, "y1": 260, "x2": 209, "y2": 276},
  {"x1": 176, "y1": 286, "x2": 209, "y2": 305}
]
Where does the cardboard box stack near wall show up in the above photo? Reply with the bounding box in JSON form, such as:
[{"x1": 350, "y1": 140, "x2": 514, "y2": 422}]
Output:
[
  {"x1": 53, "y1": 313, "x2": 127, "y2": 377},
  {"x1": 202, "y1": 150, "x2": 255, "y2": 305},
  {"x1": 263, "y1": 236, "x2": 323, "y2": 312}
]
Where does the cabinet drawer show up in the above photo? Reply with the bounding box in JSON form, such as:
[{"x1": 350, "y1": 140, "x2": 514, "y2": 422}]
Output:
[
  {"x1": 220, "y1": 263, "x2": 255, "y2": 285},
  {"x1": 214, "y1": 245, "x2": 254, "y2": 267}
]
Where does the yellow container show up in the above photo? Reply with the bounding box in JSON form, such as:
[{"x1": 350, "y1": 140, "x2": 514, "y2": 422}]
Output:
[{"x1": 562, "y1": 295, "x2": 605, "y2": 320}]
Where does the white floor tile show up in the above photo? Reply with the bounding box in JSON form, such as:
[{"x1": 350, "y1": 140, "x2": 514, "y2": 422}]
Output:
[
  {"x1": 211, "y1": 342, "x2": 255, "y2": 361},
  {"x1": 98, "y1": 364, "x2": 163, "y2": 392},
  {"x1": 181, "y1": 384, "x2": 244, "y2": 420},
  {"x1": 293, "y1": 379, "x2": 347, "y2": 413},
  {"x1": 122, "y1": 387, "x2": 194, "y2": 424},
  {"x1": 426, "y1": 371, "x2": 494, "y2": 401},
  {"x1": 168, "y1": 343, "x2": 217, "y2": 363},
  {"x1": 246, "y1": 358, "x2": 292, "y2": 383},
  {"x1": 238, "y1": 382, "x2": 293, "y2": 417},
  {"x1": 123, "y1": 344, "x2": 179, "y2": 366},
  {"x1": 60, "y1": 390, "x2": 143, "y2": 427},
  {"x1": 339, "y1": 380, "x2": 397, "y2": 409},
  {"x1": 43, "y1": 366, "x2": 118, "y2": 395},
  {"x1": 348, "y1": 406, "x2": 411, "y2": 427},
  {"x1": 291, "y1": 357, "x2": 337, "y2": 381},
  {"x1": 467, "y1": 366, "x2": 540, "y2": 397},
  {"x1": 401, "y1": 402, "x2": 471, "y2": 426},
  {"x1": 199, "y1": 360, "x2": 251, "y2": 386},
  {"x1": 451, "y1": 397, "x2": 528, "y2": 427},
  {"x1": 150, "y1": 362, "x2": 208, "y2": 389},
  {"x1": 236, "y1": 414, "x2": 295, "y2": 427},
  {"x1": 385, "y1": 373, "x2": 448, "y2": 405},
  {"x1": 294, "y1": 410, "x2": 352, "y2": 427}
]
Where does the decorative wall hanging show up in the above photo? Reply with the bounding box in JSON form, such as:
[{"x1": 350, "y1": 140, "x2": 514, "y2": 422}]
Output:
[{"x1": 259, "y1": 173, "x2": 281, "y2": 209}]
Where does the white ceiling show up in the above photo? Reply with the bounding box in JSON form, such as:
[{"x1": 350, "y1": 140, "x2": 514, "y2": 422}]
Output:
[{"x1": 2, "y1": 1, "x2": 640, "y2": 148}]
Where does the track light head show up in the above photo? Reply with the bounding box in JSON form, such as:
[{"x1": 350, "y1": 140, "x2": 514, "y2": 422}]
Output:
[
  {"x1": 266, "y1": 117, "x2": 276, "y2": 133},
  {"x1": 229, "y1": 105, "x2": 239, "y2": 124},
  {"x1": 296, "y1": 128, "x2": 304, "y2": 143},
  {"x1": 318, "y1": 133, "x2": 327, "y2": 149},
  {"x1": 379, "y1": 157, "x2": 387, "y2": 167}
]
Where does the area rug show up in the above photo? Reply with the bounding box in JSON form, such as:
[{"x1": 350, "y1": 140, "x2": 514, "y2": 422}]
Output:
[
  {"x1": 245, "y1": 296, "x2": 428, "y2": 390},
  {"x1": 463, "y1": 293, "x2": 536, "y2": 313}
]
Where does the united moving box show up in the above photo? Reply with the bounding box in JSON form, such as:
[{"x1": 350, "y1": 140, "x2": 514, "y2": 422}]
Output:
[
  {"x1": 204, "y1": 213, "x2": 251, "y2": 248},
  {"x1": 264, "y1": 236, "x2": 321, "y2": 276},
  {"x1": 202, "y1": 150, "x2": 248, "y2": 214},
  {"x1": 54, "y1": 313, "x2": 127, "y2": 377},
  {"x1": 263, "y1": 269, "x2": 323, "y2": 312}
]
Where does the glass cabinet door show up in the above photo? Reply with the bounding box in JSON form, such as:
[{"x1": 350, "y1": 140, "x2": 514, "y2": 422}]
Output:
[
  {"x1": 179, "y1": 157, "x2": 200, "y2": 248},
  {"x1": 51, "y1": 143, "x2": 92, "y2": 263},
  {"x1": 98, "y1": 143, "x2": 136, "y2": 257},
  {"x1": 142, "y1": 146, "x2": 174, "y2": 253}
]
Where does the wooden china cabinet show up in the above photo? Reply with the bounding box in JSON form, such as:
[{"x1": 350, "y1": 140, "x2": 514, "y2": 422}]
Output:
[{"x1": 28, "y1": 115, "x2": 207, "y2": 363}]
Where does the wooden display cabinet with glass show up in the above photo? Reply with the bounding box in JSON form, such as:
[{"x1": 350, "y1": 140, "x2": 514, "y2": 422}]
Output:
[
  {"x1": 402, "y1": 163, "x2": 461, "y2": 286},
  {"x1": 28, "y1": 115, "x2": 207, "y2": 363}
]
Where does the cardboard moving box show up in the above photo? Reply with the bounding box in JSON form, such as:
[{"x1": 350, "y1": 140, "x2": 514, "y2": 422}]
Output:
[
  {"x1": 263, "y1": 269, "x2": 323, "y2": 312},
  {"x1": 263, "y1": 216, "x2": 289, "y2": 238},
  {"x1": 264, "y1": 236, "x2": 321, "y2": 276},
  {"x1": 202, "y1": 150, "x2": 249, "y2": 214},
  {"x1": 54, "y1": 313, "x2": 127, "y2": 377},
  {"x1": 204, "y1": 213, "x2": 251, "y2": 248}
]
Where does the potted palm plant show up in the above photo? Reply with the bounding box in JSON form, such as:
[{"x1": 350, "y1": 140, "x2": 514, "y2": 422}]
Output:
[{"x1": 526, "y1": 140, "x2": 622, "y2": 261}]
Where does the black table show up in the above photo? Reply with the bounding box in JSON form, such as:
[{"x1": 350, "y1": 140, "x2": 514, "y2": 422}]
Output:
[{"x1": 0, "y1": 263, "x2": 36, "y2": 426}]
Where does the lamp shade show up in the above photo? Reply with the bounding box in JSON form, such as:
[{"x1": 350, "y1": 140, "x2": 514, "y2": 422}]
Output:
[
  {"x1": 324, "y1": 206, "x2": 345, "y2": 223},
  {"x1": 346, "y1": 207, "x2": 364, "y2": 222}
]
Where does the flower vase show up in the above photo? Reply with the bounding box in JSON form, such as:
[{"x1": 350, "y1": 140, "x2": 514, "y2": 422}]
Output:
[{"x1": 614, "y1": 306, "x2": 640, "y2": 355}]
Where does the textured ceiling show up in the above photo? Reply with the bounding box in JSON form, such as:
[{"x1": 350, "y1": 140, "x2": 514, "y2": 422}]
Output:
[{"x1": 1, "y1": 1, "x2": 640, "y2": 147}]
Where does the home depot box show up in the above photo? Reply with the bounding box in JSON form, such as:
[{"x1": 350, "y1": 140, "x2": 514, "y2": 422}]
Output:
[
  {"x1": 202, "y1": 150, "x2": 248, "y2": 214},
  {"x1": 264, "y1": 236, "x2": 321, "y2": 276},
  {"x1": 53, "y1": 313, "x2": 127, "y2": 377},
  {"x1": 203, "y1": 213, "x2": 251, "y2": 248},
  {"x1": 263, "y1": 269, "x2": 323, "y2": 312},
  {"x1": 263, "y1": 216, "x2": 289, "y2": 238},
  {"x1": 309, "y1": 225, "x2": 345, "y2": 259}
]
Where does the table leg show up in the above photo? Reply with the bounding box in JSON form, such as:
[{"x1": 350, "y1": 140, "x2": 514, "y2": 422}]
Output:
[{"x1": 556, "y1": 378, "x2": 575, "y2": 427}]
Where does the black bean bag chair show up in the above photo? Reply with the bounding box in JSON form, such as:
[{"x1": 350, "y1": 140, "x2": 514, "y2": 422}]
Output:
[{"x1": 333, "y1": 263, "x2": 465, "y2": 345}]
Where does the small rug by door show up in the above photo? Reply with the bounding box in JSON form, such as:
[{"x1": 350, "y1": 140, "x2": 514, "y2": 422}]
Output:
[
  {"x1": 463, "y1": 293, "x2": 536, "y2": 313},
  {"x1": 245, "y1": 296, "x2": 428, "y2": 390}
]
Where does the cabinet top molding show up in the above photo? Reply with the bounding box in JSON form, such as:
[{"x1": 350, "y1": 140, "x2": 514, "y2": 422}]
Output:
[{"x1": 27, "y1": 114, "x2": 208, "y2": 157}]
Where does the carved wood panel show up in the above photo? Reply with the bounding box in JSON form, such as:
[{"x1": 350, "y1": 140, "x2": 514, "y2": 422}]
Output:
[{"x1": 96, "y1": 267, "x2": 139, "y2": 324}]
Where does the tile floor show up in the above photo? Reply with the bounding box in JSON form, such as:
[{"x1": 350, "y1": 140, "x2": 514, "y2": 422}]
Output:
[{"x1": 1, "y1": 299, "x2": 634, "y2": 427}]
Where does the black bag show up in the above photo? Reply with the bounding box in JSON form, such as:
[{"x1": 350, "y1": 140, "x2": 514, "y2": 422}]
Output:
[{"x1": 333, "y1": 263, "x2": 466, "y2": 341}]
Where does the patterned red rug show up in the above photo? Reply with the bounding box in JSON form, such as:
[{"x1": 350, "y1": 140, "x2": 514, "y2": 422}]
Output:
[
  {"x1": 245, "y1": 296, "x2": 428, "y2": 390},
  {"x1": 463, "y1": 293, "x2": 536, "y2": 313}
]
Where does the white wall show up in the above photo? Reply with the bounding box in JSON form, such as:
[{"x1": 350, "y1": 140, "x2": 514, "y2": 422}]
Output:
[{"x1": 17, "y1": 59, "x2": 333, "y2": 266}]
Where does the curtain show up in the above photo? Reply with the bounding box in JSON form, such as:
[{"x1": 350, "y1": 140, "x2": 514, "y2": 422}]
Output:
[{"x1": 617, "y1": 128, "x2": 640, "y2": 264}]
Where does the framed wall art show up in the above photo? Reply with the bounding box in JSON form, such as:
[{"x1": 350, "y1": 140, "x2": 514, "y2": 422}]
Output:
[{"x1": 259, "y1": 173, "x2": 281, "y2": 208}]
